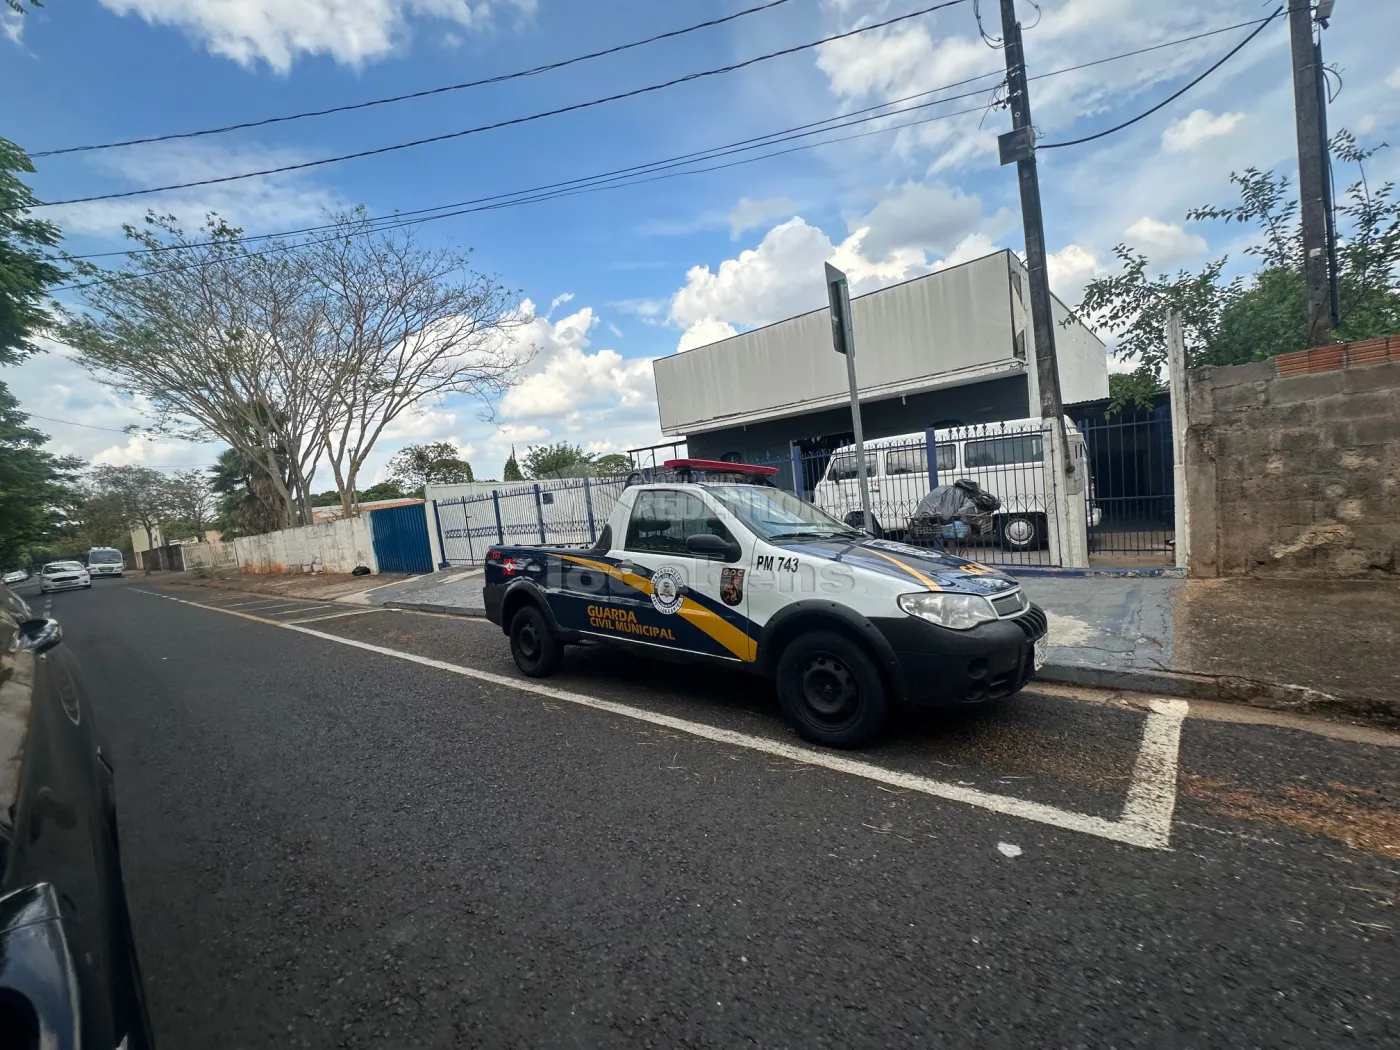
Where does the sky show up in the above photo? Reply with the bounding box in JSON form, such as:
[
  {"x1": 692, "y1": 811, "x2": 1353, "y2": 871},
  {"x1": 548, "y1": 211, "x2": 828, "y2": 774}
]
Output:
[{"x1": 3, "y1": 0, "x2": 1399, "y2": 487}]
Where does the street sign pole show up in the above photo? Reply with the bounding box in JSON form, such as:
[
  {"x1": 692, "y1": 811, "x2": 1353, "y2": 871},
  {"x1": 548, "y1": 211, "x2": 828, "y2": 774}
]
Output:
[{"x1": 825, "y1": 263, "x2": 873, "y2": 533}]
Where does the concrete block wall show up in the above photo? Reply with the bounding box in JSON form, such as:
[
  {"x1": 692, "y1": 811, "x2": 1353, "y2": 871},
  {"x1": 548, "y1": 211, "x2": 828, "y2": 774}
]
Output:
[
  {"x1": 1186, "y1": 356, "x2": 1400, "y2": 578},
  {"x1": 233, "y1": 517, "x2": 379, "y2": 575}
]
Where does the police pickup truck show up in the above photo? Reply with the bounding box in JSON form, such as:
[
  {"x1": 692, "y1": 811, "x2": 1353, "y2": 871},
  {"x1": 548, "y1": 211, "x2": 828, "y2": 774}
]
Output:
[{"x1": 484, "y1": 460, "x2": 1048, "y2": 749}]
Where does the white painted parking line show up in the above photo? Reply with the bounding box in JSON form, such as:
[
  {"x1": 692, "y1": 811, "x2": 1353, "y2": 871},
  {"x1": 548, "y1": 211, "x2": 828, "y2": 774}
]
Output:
[
  {"x1": 286, "y1": 607, "x2": 387, "y2": 624},
  {"x1": 132, "y1": 588, "x2": 1188, "y2": 850}
]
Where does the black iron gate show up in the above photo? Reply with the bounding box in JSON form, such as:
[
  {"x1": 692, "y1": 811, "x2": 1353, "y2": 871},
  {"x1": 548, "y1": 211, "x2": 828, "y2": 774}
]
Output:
[{"x1": 1075, "y1": 406, "x2": 1175, "y2": 562}]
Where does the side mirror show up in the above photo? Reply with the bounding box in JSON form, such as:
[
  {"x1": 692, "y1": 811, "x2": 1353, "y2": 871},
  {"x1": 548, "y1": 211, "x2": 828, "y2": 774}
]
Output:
[
  {"x1": 685, "y1": 533, "x2": 740, "y2": 561},
  {"x1": 17, "y1": 618, "x2": 62, "y2": 656}
]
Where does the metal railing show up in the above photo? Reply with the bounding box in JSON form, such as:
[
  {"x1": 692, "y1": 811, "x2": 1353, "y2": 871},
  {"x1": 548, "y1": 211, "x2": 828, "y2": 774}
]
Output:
[
  {"x1": 1075, "y1": 409, "x2": 1175, "y2": 562},
  {"x1": 434, "y1": 476, "x2": 629, "y2": 565}
]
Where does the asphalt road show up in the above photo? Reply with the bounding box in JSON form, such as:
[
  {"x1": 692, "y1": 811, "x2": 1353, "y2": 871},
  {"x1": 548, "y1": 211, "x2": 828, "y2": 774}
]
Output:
[{"x1": 27, "y1": 577, "x2": 1400, "y2": 1049}]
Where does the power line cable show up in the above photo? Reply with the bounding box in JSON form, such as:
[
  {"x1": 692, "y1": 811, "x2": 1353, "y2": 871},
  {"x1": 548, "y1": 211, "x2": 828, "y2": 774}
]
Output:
[
  {"x1": 25, "y1": 0, "x2": 971, "y2": 211},
  {"x1": 31, "y1": 0, "x2": 798, "y2": 159},
  {"x1": 51, "y1": 92, "x2": 996, "y2": 292},
  {"x1": 63, "y1": 13, "x2": 1276, "y2": 264},
  {"x1": 68, "y1": 75, "x2": 1007, "y2": 261},
  {"x1": 1039, "y1": 6, "x2": 1283, "y2": 150},
  {"x1": 23, "y1": 412, "x2": 149, "y2": 433}
]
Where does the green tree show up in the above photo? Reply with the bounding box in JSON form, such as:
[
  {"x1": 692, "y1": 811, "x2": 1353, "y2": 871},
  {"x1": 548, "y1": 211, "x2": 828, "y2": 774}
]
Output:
[
  {"x1": 163, "y1": 469, "x2": 215, "y2": 540},
  {"x1": 210, "y1": 448, "x2": 285, "y2": 538},
  {"x1": 523, "y1": 441, "x2": 595, "y2": 479},
  {"x1": 358, "y1": 481, "x2": 407, "y2": 503},
  {"x1": 387, "y1": 441, "x2": 474, "y2": 495},
  {"x1": 502, "y1": 446, "x2": 523, "y2": 482},
  {"x1": 592, "y1": 453, "x2": 632, "y2": 475},
  {"x1": 0, "y1": 138, "x2": 63, "y2": 366},
  {"x1": 90, "y1": 464, "x2": 175, "y2": 555},
  {"x1": 1076, "y1": 131, "x2": 1400, "y2": 386},
  {"x1": 0, "y1": 386, "x2": 82, "y2": 567}
]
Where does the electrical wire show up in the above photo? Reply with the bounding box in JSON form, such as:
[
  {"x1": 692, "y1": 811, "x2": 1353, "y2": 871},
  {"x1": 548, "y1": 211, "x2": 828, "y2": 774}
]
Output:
[
  {"x1": 30, "y1": 0, "x2": 798, "y2": 159},
  {"x1": 1039, "y1": 6, "x2": 1283, "y2": 150},
  {"x1": 25, "y1": 0, "x2": 971, "y2": 211},
  {"x1": 51, "y1": 93, "x2": 997, "y2": 293},
  {"x1": 22, "y1": 412, "x2": 147, "y2": 433},
  {"x1": 62, "y1": 14, "x2": 1277, "y2": 265}
]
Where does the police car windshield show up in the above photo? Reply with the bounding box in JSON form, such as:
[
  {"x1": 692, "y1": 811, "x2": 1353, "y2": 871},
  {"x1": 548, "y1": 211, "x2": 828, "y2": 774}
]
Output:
[{"x1": 708, "y1": 486, "x2": 860, "y2": 542}]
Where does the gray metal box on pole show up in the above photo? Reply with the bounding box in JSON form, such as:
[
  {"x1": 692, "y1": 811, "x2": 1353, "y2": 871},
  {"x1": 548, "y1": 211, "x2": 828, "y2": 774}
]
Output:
[{"x1": 825, "y1": 263, "x2": 873, "y2": 532}]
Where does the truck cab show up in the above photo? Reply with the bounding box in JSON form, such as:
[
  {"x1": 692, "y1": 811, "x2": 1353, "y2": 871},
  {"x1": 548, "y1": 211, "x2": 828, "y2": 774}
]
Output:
[{"x1": 484, "y1": 460, "x2": 1047, "y2": 749}]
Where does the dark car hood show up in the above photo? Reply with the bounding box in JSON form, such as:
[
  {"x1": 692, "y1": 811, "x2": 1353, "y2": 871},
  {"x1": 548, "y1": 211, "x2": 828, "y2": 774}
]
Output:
[{"x1": 778, "y1": 537, "x2": 1020, "y2": 594}]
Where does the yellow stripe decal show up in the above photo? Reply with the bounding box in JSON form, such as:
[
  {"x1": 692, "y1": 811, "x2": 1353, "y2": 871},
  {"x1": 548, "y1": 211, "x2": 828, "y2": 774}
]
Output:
[
  {"x1": 558, "y1": 555, "x2": 756, "y2": 662},
  {"x1": 865, "y1": 549, "x2": 943, "y2": 591}
]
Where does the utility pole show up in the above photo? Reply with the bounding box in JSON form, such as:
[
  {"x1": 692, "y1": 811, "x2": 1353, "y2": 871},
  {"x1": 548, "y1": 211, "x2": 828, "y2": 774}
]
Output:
[
  {"x1": 996, "y1": 0, "x2": 1085, "y2": 565},
  {"x1": 1290, "y1": 0, "x2": 1333, "y2": 346}
]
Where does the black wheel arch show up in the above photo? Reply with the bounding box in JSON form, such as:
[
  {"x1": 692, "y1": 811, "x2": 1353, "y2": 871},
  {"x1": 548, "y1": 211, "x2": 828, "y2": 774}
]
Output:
[
  {"x1": 498, "y1": 579, "x2": 561, "y2": 637},
  {"x1": 756, "y1": 601, "x2": 908, "y2": 698}
]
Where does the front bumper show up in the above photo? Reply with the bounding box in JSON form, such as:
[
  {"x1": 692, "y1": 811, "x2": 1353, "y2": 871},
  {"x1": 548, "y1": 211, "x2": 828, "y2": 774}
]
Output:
[
  {"x1": 871, "y1": 604, "x2": 1048, "y2": 708},
  {"x1": 42, "y1": 578, "x2": 89, "y2": 591},
  {"x1": 90, "y1": 566, "x2": 123, "y2": 575}
]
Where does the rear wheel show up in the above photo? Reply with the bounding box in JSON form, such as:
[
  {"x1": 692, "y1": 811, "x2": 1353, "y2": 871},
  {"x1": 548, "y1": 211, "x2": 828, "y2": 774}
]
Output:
[
  {"x1": 775, "y1": 631, "x2": 888, "y2": 749},
  {"x1": 997, "y1": 513, "x2": 1043, "y2": 552},
  {"x1": 509, "y1": 604, "x2": 562, "y2": 678}
]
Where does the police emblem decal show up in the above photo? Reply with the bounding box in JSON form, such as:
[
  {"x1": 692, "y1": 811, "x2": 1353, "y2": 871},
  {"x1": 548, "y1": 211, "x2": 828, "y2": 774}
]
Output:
[
  {"x1": 720, "y1": 567, "x2": 745, "y2": 606},
  {"x1": 649, "y1": 566, "x2": 686, "y2": 615}
]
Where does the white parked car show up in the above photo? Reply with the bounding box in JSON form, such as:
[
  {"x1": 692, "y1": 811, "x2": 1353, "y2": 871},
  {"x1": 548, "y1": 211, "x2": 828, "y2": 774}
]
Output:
[
  {"x1": 40, "y1": 561, "x2": 91, "y2": 593},
  {"x1": 812, "y1": 416, "x2": 1103, "y2": 552},
  {"x1": 2, "y1": 570, "x2": 28, "y2": 585}
]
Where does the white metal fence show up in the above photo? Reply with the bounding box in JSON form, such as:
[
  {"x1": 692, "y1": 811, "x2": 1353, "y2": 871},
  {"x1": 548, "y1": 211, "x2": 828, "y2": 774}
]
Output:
[{"x1": 179, "y1": 541, "x2": 238, "y2": 571}]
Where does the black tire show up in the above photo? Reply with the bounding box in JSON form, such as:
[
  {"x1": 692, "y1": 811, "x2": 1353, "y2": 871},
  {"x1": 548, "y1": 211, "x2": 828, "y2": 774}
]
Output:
[
  {"x1": 509, "y1": 604, "x2": 562, "y2": 678},
  {"x1": 997, "y1": 513, "x2": 1042, "y2": 552},
  {"x1": 775, "y1": 631, "x2": 888, "y2": 749}
]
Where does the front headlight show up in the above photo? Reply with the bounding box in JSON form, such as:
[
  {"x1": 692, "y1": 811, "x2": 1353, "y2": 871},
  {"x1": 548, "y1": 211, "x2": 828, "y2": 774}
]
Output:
[{"x1": 897, "y1": 592, "x2": 997, "y2": 631}]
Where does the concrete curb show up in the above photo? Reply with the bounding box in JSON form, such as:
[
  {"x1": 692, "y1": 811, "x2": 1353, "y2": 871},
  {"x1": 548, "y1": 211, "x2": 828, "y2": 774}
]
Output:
[
  {"x1": 384, "y1": 600, "x2": 488, "y2": 618},
  {"x1": 1040, "y1": 662, "x2": 1399, "y2": 726}
]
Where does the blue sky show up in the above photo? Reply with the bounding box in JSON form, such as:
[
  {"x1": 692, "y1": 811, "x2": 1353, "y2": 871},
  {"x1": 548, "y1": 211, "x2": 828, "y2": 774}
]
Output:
[{"x1": 4, "y1": 0, "x2": 1399, "y2": 484}]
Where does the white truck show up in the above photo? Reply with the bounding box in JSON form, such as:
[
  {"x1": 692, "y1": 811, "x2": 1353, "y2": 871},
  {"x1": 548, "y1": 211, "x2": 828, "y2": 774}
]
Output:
[
  {"x1": 484, "y1": 459, "x2": 1048, "y2": 749},
  {"x1": 812, "y1": 417, "x2": 1102, "y2": 552}
]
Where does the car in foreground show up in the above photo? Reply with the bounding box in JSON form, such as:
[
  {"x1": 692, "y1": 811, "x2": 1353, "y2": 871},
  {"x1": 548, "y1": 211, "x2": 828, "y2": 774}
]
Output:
[
  {"x1": 39, "y1": 561, "x2": 91, "y2": 593},
  {"x1": 484, "y1": 459, "x2": 1047, "y2": 749},
  {"x1": 0, "y1": 581, "x2": 154, "y2": 1047}
]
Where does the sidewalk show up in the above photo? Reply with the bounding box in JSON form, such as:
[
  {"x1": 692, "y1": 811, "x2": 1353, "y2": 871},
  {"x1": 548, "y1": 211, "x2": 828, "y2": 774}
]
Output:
[{"x1": 1024, "y1": 575, "x2": 1400, "y2": 723}]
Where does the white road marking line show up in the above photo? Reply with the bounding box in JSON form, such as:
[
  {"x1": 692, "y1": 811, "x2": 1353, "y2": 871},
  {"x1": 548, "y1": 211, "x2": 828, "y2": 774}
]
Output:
[
  {"x1": 286, "y1": 607, "x2": 387, "y2": 624},
  {"x1": 1118, "y1": 698, "x2": 1190, "y2": 849},
  {"x1": 131, "y1": 588, "x2": 1186, "y2": 851}
]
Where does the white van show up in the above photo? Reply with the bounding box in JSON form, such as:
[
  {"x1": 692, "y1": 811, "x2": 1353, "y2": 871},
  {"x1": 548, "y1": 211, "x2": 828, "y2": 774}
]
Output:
[
  {"x1": 812, "y1": 417, "x2": 1100, "y2": 551},
  {"x1": 86, "y1": 547, "x2": 126, "y2": 578}
]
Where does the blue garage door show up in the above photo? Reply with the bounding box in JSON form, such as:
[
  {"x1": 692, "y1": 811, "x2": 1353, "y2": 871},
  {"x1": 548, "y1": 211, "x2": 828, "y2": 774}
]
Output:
[{"x1": 370, "y1": 504, "x2": 434, "y2": 575}]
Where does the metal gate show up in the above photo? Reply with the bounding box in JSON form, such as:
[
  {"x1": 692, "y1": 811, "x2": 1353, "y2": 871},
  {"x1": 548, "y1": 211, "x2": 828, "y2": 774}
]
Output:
[
  {"x1": 1074, "y1": 407, "x2": 1175, "y2": 564},
  {"x1": 369, "y1": 504, "x2": 433, "y2": 574}
]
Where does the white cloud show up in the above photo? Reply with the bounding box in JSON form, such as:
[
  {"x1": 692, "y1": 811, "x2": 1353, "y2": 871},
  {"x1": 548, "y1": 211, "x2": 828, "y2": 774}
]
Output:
[
  {"x1": 97, "y1": 0, "x2": 536, "y2": 72},
  {"x1": 677, "y1": 318, "x2": 738, "y2": 353},
  {"x1": 547, "y1": 292, "x2": 574, "y2": 315},
  {"x1": 2, "y1": 8, "x2": 24, "y2": 44},
  {"x1": 1387, "y1": 66, "x2": 1400, "y2": 90},
  {"x1": 667, "y1": 182, "x2": 1005, "y2": 349},
  {"x1": 1162, "y1": 109, "x2": 1246, "y2": 153},
  {"x1": 1046, "y1": 243, "x2": 1107, "y2": 307},
  {"x1": 48, "y1": 140, "x2": 343, "y2": 240},
  {"x1": 729, "y1": 196, "x2": 795, "y2": 239},
  {"x1": 1123, "y1": 217, "x2": 1207, "y2": 267},
  {"x1": 495, "y1": 299, "x2": 657, "y2": 426}
]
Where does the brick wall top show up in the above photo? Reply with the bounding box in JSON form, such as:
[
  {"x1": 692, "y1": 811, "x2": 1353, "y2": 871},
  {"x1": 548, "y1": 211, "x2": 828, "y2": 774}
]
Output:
[{"x1": 1273, "y1": 334, "x2": 1400, "y2": 378}]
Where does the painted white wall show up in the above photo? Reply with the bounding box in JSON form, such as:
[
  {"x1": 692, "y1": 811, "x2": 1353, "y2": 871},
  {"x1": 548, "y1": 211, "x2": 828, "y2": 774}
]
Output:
[{"x1": 233, "y1": 517, "x2": 378, "y2": 575}]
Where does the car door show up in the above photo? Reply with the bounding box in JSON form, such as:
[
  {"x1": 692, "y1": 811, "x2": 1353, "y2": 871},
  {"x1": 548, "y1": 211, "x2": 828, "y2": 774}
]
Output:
[{"x1": 604, "y1": 488, "x2": 757, "y2": 663}]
